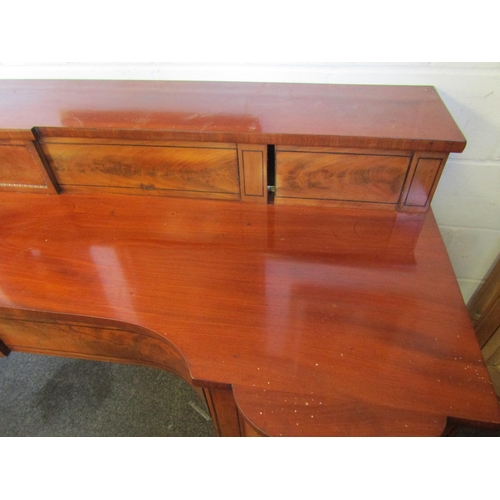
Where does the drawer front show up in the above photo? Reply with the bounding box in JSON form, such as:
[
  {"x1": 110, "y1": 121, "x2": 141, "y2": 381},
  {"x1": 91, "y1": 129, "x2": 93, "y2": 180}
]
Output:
[
  {"x1": 41, "y1": 141, "x2": 241, "y2": 200},
  {"x1": 0, "y1": 143, "x2": 48, "y2": 191},
  {"x1": 275, "y1": 149, "x2": 411, "y2": 206},
  {"x1": 0, "y1": 315, "x2": 191, "y2": 382}
]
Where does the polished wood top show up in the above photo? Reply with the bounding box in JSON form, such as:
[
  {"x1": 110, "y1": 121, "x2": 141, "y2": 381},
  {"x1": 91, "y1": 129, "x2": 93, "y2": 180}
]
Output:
[
  {"x1": 0, "y1": 192, "x2": 497, "y2": 435},
  {"x1": 0, "y1": 80, "x2": 465, "y2": 152}
]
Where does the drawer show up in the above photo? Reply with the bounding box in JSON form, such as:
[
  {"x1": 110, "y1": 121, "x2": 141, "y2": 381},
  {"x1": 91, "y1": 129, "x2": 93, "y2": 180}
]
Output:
[
  {"x1": 41, "y1": 140, "x2": 241, "y2": 200},
  {"x1": 0, "y1": 142, "x2": 55, "y2": 193},
  {"x1": 0, "y1": 315, "x2": 191, "y2": 382},
  {"x1": 275, "y1": 148, "x2": 411, "y2": 207}
]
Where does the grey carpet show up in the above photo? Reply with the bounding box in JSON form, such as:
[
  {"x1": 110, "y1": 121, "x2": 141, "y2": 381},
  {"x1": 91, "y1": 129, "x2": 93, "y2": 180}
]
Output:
[
  {"x1": 0, "y1": 352, "x2": 215, "y2": 437},
  {"x1": 0, "y1": 352, "x2": 498, "y2": 437}
]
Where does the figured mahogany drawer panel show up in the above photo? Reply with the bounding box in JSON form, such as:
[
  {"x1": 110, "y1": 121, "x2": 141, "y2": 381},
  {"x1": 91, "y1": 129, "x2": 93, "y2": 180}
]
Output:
[
  {"x1": 41, "y1": 141, "x2": 241, "y2": 199},
  {"x1": 275, "y1": 148, "x2": 411, "y2": 206},
  {"x1": 0, "y1": 317, "x2": 191, "y2": 382},
  {"x1": 0, "y1": 143, "x2": 47, "y2": 190}
]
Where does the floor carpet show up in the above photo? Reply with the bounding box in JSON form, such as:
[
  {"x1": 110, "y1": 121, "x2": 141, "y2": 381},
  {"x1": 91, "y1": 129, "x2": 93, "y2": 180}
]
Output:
[{"x1": 0, "y1": 352, "x2": 215, "y2": 437}]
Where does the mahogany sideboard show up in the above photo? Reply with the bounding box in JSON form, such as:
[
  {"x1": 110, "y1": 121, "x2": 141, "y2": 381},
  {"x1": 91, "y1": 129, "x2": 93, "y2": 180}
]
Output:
[{"x1": 1, "y1": 80, "x2": 499, "y2": 436}]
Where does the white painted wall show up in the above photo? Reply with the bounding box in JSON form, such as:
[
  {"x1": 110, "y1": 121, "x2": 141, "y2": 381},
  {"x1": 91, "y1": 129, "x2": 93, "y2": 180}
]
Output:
[{"x1": 1, "y1": 62, "x2": 499, "y2": 303}]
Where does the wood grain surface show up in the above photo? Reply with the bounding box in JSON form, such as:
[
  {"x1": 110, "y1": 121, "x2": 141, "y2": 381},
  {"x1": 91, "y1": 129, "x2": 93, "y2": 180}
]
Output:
[
  {"x1": 41, "y1": 141, "x2": 240, "y2": 199},
  {"x1": 0, "y1": 310, "x2": 191, "y2": 382},
  {"x1": 275, "y1": 149, "x2": 410, "y2": 206},
  {"x1": 402, "y1": 154, "x2": 447, "y2": 210},
  {"x1": 238, "y1": 144, "x2": 268, "y2": 203},
  {"x1": 0, "y1": 192, "x2": 498, "y2": 436},
  {"x1": 0, "y1": 143, "x2": 47, "y2": 191},
  {"x1": 0, "y1": 80, "x2": 466, "y2": 152}
]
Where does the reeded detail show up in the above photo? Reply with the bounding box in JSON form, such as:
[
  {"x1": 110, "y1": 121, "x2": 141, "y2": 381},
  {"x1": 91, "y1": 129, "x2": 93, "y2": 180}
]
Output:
[{"x1": 0, "y1": 182, "x2": 46, "y2": 188}]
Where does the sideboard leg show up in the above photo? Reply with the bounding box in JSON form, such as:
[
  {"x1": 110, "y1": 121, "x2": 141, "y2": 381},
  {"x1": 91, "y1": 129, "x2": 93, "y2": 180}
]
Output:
[
  {"x1": 203, "y1": 386, "x2": 243, "y2": 437},
  {"x1": 0, "y1": 338, "x2": 10, "y2": 357}
]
